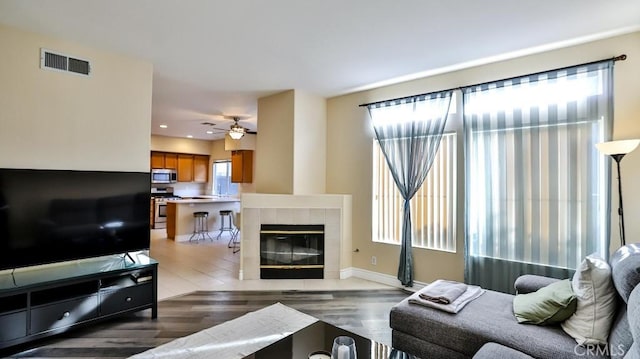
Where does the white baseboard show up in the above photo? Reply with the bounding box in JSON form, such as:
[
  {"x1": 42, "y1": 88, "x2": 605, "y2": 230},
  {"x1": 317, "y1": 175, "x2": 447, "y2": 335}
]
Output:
[
  {"x1": 238, "y1": 265, "x2": 428, "y2": 291},
  {"x1": 339, "y1": 267, "x2": 353, "y2": 279},
  {"x1": 342, "y1": 267, "x2": 427, "y2": 292}
]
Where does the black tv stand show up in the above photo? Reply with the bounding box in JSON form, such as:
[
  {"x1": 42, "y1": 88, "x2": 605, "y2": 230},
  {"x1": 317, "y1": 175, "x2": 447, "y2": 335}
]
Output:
[{"x1": 0, "y1": 253, "x2": 158, "y2": 351}]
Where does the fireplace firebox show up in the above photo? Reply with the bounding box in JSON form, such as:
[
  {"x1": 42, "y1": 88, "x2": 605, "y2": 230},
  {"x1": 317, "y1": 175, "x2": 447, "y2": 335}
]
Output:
[{"x1": 260, "y1": 224, "x2": 325, "y2": 279}]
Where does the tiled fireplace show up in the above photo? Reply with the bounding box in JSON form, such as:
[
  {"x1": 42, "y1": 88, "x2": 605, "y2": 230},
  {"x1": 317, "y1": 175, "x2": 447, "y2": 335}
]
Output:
[
  {"x1": 260, "y1": 224, "x2": 325, "y2": 279},
  {"x1": 240, "y1": 194, "x2": 352, "y2": 280}
]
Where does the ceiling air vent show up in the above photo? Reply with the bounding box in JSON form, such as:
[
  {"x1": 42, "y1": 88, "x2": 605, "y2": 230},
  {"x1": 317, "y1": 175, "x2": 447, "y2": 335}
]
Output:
[{"x1": 40, "y1": 48, "x2": 91, "y2": 76}]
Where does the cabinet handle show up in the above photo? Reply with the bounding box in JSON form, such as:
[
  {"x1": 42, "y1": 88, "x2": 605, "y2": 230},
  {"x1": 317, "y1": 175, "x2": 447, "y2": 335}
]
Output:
[
  {"x1": 125, "y1": 297, "x2": 132, "y2": 302},
  {"x1": 62, "y1": 311, "x2": 70, "y2": 319}
]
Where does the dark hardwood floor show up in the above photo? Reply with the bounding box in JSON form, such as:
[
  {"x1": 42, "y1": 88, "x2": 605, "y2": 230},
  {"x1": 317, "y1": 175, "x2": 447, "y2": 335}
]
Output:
[{"x1": 2, "y1": 289, "x2": 411, "y2": 358}]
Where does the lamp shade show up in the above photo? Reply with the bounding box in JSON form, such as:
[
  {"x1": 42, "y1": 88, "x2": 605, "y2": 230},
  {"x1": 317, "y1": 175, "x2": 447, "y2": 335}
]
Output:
[
  {"x1": 596, "y1": 139, "x2": 639, "y2": 247},
  {"x1": 595, "y1": 139, "x2": 640, "y2": 156}
]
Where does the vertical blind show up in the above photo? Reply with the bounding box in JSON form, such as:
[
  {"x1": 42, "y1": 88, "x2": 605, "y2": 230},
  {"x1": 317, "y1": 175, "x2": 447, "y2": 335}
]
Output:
[
  {"x1": 373, "y1": 132, "x2": 456, "y2": 252},
  {"x1": 463, "y1": 61, "x2": 613, "y2": 293}
]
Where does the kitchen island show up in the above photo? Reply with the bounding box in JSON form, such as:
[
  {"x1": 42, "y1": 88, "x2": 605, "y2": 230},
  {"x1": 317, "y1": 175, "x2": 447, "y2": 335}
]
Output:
[{"x1": 166, "y1": 197, "x2": 240, "y2": 242}]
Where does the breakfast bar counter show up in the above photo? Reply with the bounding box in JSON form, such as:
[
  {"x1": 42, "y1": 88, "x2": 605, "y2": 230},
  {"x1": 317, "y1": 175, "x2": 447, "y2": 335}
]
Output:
[{"x1": 166, "y1": 197, "x2": 240, "y2": 242}]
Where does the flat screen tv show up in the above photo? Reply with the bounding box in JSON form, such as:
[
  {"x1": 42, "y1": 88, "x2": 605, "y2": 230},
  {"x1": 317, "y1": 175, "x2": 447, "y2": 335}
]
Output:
[{"x1": 0, "y1": 168, "x2": 150, "y2": 271}]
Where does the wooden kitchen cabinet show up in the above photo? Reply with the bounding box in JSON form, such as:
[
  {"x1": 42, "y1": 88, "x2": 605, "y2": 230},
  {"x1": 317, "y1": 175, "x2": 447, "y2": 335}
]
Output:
[
  {"x1": 150, "y1": 198, "x2": 155, "y2": 229},
  {"x1": 166, "y1": 202, "x2": 176, "y2": 239},
  {"x1": 193, "y1": 155, "x2": 209, "y2": 183},
  {"x1": 150, "y1": 152, "x2": 165, "y2": 169},
  {"x1": 150, "y1": 151, "x2": 177, "y2": 169},
  {"x1": 177, "y1": 154, "x2": 194, "y2": 182},
  {"x1": 231, "y1": 150, "x2": 253, "y2": 183},
  {"x1": 151, "y1": 151, "x2": 209, "y2": 182},
  {"x1": 164, "y1": 153, "x2": 178, "y2": 170}
]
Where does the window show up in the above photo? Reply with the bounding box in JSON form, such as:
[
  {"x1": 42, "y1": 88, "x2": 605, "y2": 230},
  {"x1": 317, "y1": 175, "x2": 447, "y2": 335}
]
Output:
[
  {"x1": 463, "y1": 61, "x2": 613, "y2": 292},
  {"x1": 372, "y1": 132, "x2": 457, "y2": 252},
  {"x1": 212, "y1": 161, "x2": 238, "y2": 196}
]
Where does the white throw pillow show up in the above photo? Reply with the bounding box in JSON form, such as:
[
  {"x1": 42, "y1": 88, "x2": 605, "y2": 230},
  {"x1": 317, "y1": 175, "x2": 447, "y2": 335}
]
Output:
[{"x1": 561, "y1": 254, "x2": 617, "y2": 345}]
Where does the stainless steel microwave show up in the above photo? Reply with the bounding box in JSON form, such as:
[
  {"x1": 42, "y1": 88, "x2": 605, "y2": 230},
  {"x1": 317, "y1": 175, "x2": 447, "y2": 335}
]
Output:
[{"x1": 151, "y1": 169, "x2": 177, "y2": 184}]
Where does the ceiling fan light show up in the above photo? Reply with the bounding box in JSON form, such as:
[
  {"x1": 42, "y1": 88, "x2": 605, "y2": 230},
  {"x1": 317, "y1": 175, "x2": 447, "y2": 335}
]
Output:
[
  {"x1": 229, "y1": 126, "x2": 245, "y2": 140},
  {"x1": 228, "y1": 117, "x2": 247, "y2": 140}
]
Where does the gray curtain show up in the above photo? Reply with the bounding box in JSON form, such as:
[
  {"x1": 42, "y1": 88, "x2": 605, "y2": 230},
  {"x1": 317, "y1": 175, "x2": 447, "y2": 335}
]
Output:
[
  {"x1": 367, "y1": 91, "x2": 453, "y2": 286},
  {"x1": 462, "y1": 61, "x2": 613, "y2": 293}
]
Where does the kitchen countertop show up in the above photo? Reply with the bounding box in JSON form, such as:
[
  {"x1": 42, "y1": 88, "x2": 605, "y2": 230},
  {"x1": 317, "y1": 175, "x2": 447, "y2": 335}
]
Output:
[
  {"x1": 165, "y1": 196, "x2": 241, "y2": 241},
  {"x1": 167, "y1": 196, "x2": 240, "y2": 204}
]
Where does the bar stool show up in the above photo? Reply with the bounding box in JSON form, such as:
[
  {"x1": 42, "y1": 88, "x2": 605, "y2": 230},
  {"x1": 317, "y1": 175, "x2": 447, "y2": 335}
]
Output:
[
  {"x1": 228, "y1": 212, "x2": 241, "y2": 253},
  {"x1": 217, "y1": 210, "x2": 234, "y2": 240},
  {"x1": 189, "y1": 211, "x2": 213, "y2": 242}
]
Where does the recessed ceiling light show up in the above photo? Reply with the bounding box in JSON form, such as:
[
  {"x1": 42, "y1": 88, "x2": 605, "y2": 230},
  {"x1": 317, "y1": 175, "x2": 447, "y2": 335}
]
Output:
[
  {"x1": 187, "y1": 135, "x2": 193, "y2": 138},
  {"x1": 206, "y1": 130, "x2": 213, "y2": 134},
  {"x1": 159, "y1": 124, "x2": 168, "y2": 129}
]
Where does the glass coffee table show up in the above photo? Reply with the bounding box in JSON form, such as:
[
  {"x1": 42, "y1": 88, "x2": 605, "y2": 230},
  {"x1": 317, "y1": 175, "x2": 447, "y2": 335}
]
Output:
[{"x1": 243, "y1": 320, "x2": 419, "y2": 359}]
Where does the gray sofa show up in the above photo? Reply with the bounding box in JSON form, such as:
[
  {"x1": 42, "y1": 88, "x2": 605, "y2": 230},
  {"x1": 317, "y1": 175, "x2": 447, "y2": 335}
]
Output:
[{"x1": 390, "y1": 244, "x2": 640, "y2": 358}]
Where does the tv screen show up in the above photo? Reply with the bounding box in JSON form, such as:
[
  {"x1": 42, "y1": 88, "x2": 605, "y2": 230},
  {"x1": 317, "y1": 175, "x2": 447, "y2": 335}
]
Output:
[{"x1": 0, "y1": 169, "x2": 150, "y2": 271}]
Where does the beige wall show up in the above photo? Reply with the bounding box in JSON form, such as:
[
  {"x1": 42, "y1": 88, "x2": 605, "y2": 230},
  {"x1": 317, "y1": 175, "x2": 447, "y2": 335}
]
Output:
[
  {"x1": 327, "y1": 31, "x2": 640, "y2": 284},
  {"x1": 0, "y1": 24, "x2": 153, "y2": 172},
  {"x1": 256, "y1": 90, "x2": 295, "y2": 193},
  {"x1": 150, "y1": 135, "x2": 213, "y2": 155},
  {"x1": 210, "y1": 138, "x2": 228, "y2": 161},
  {"x1": 255, "y1": 90, "x2": 327, "y2": 195},
  {"x1": 293, "y1": 91, "x2": 327, "y2": 194}
]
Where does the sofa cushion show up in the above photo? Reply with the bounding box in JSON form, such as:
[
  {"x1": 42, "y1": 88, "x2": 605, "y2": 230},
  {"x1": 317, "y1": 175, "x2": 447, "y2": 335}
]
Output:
[
  {"x1": 609, "y1": 243, "x2": 640, "y2": 303},
  {"x1": 561, "y1": 254, "x2": 617, "y2": 345},
  {"x1": 393, "y1": 330, "x2": 468, "y2": 359},
  {"x1": 390, "y1": 289, "x2": 605, "y2": 359},
  {"x1": 607, "y1": 244, "x2": 640, "y2": 358},
  {"x1": 513, "y1": 279, "x2": 576, "y2": 325},
  {"x1": 608, "y1": 304, "x2": 633, "y2": 358},
  {"x1": 626, "y1": 285, "x2": 640, "y2": 359},
  {"x1": 514, "y1": 274, "x2": 561, "y2": 294},
  {"x1": 473, "y1": 342, "x2": 534, "y2": 359}
]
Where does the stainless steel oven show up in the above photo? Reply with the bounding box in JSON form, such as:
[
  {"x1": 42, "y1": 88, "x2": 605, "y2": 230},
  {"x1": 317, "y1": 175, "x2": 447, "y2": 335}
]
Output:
[
  {"x1": 151, "y1": 187, "x2": 177, "y2": 229},
  {"x1": 154, "y1": 198, "x2": 168, "y2": 229}
]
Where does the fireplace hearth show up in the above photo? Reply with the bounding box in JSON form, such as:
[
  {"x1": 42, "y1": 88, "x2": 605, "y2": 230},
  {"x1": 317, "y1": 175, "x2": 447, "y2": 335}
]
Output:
[{"x1": 260, "y1": 224, "x2": 325, "y2": 279}]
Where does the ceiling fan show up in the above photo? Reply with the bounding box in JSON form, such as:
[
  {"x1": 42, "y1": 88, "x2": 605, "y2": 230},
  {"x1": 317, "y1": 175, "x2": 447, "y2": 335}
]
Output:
[
  {"x1": 227, "y1": 116, "x2": 248, "y2": 140},
  {"x1": 199, "y1": 114, "x2": 254, "y2": 139}
]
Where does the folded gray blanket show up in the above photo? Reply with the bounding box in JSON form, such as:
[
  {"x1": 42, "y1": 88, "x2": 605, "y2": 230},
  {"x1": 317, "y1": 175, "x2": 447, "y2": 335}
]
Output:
[
  {"x1": 410, "y1": 285, "x2": 485, "y2": 314},
  {"x1": 419, "y1": 279, "x2": 468, "y2": 304}
]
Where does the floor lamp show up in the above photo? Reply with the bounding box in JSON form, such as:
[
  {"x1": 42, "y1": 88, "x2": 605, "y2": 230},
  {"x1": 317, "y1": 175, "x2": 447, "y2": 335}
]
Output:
[{"x1": 596, "y1": 139, "x2": 640, "y2": 246}]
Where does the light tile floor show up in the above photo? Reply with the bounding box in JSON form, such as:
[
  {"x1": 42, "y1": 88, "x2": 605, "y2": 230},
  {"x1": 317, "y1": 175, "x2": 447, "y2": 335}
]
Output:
[{"x1": 149, "y1": 229, "x2": 394, "y2": 300}]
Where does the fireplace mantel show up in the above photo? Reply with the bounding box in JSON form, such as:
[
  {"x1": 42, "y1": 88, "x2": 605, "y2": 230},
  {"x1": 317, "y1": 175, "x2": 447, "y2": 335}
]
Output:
[{"x1": 239, "y1": 194, "x2": 352, "y2": 280}]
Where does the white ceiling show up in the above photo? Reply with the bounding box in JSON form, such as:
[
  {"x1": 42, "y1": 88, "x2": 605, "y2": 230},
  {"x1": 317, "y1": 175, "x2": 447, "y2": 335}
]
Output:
[{"x1": 1, "y1": 0, "x2": 639, "y2": 140}]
